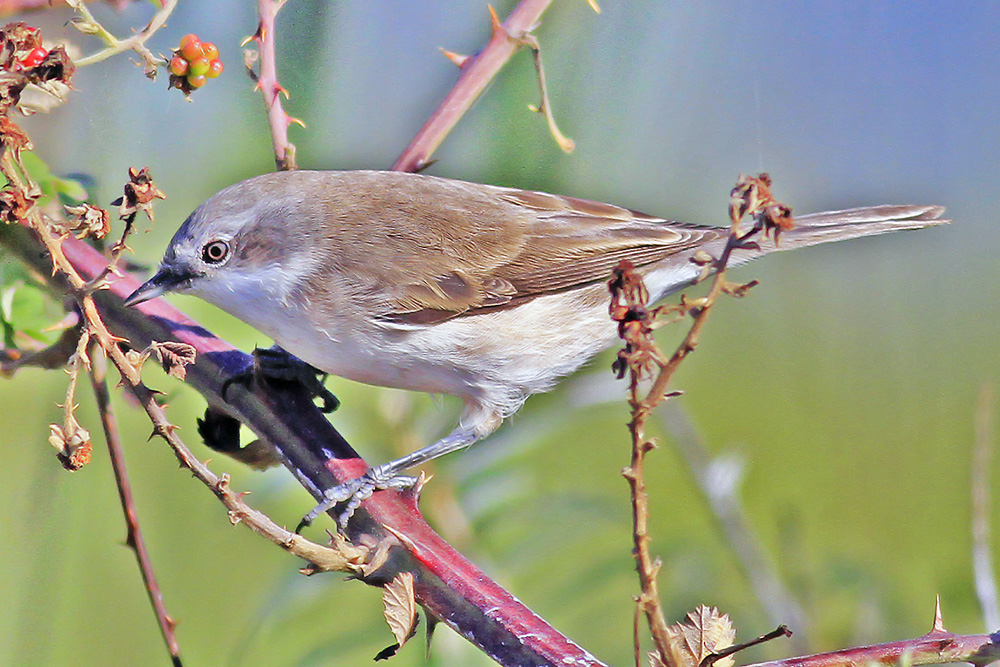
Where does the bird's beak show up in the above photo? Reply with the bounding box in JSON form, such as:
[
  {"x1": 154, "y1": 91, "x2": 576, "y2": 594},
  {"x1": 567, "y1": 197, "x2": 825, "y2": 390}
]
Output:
[{"x1": 124, "y1": 266, "x2": 194, "y2": 307}]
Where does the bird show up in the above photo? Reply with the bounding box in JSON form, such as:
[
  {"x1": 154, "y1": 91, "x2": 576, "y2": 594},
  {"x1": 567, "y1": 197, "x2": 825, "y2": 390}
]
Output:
[{"x1": 125, "y1": 169, "x2": 948, "y2": 524}]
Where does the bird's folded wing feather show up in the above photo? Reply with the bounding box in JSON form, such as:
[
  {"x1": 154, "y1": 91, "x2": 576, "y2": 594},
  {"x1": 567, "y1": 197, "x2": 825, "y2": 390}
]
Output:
[{"x1": 375, "y1": 186, "x2": 725, "y2": 325}]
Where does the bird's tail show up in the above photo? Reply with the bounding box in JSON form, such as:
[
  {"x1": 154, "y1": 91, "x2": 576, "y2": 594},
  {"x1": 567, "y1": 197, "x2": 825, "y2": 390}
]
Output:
[
  {"x1": 646, "y1": 204, "x2": 950, "y2": 302},
  {"x1": 758, "y1": 204, "x2": 949, "y2": 252}
]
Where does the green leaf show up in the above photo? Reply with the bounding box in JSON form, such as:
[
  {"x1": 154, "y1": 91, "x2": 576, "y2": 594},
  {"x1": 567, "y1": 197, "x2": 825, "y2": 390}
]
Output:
[{"x1": 17, "y1": 152, "x2": 88, "y2": 206}]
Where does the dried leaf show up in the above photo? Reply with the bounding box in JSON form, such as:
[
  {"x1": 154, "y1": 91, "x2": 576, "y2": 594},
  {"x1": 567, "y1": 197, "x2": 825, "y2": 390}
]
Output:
[
  {"x1": 150, "y1": 341, "x2": 196, "y2": 380},
  {"x1": 376, "y1": 572, "x2": 417, "y2": 660},
  {"x1": 665, "y1": 605, "x2": 736, "y2": 667}
]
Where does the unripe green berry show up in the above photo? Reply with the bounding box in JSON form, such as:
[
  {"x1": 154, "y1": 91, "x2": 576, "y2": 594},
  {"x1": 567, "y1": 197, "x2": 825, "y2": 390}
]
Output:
[{"x1": 188, "y1": 57, "x2": 210, "y2": 77}]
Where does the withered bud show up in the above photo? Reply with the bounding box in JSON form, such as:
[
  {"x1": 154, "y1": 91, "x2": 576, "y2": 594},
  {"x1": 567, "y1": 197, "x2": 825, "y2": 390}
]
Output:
[
  {"x1": 0, "y1": 186, "x2": 33, "y2": 224},
  {"x1": 61, "y1": 203, "x2": 111, "y2": 239},
  {"x1": 49, "y1": 420, "x2": 92, "y2": 471},
  {"x1": 113, "y1": 167, "x2": 166, "y2": 221},
  {"x1": 30, "y1": 46, "x2": 75, "y2": 87},
  {"x1": 0, "y1": 22, "x2": 42, "y2": 69}
]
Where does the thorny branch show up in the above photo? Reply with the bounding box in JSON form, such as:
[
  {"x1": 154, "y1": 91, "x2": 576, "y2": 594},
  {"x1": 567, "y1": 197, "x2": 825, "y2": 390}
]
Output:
[
  {"x1": 243, "y1": 0, "x2": 301, "y2": 171},
  {"x1": 392, "y1": 0, "x2": 595, "y2": 172},
  {"x1": 745, "y1": 601, "x2": 1000, "y2": 667},
  {"x1": 610, "y1": 174, "x2": 792, "y2": 667}
]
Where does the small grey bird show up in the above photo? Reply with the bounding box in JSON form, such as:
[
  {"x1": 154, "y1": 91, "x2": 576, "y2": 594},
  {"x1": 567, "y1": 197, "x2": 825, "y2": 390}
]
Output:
[{"x1": 125, "y1": 170, "x2": 947, "y2": 523}]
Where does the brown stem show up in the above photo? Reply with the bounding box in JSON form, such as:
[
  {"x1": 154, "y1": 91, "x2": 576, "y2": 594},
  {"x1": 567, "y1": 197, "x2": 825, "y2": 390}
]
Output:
[
  {"x1": 87, "y1": 343, "x2": 184, "y2": 667},
  {"x1": 626, "y1": 234, "x2": 743, "y2": 662}
]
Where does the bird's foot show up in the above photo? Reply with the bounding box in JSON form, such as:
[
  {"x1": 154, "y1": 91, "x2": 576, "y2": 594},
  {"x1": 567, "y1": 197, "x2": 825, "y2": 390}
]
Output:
[
  {"x1": 221, "y1": 345, "x2": 339, "y2": 413},
  {"x1": 296, "y1": 465, "x2": 418, "y2": 532}
]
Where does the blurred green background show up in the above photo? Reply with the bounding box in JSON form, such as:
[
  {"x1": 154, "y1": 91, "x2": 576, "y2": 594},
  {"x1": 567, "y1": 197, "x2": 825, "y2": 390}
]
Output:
[{"x1": 1, "y1": 1, "x2": 998, "y2": 666}]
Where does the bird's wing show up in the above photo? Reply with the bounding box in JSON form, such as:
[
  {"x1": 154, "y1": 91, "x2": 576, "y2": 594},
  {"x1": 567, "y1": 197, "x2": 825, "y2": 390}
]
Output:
[{"x1": 373, "y1": 184, "x2": 724, "y2": 325}]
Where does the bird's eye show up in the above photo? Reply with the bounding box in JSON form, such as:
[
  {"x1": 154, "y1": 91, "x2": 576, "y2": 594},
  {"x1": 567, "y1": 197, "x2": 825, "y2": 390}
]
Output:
[{"x1": 201, "y1": 240, "x2": 230, "y2": 264}]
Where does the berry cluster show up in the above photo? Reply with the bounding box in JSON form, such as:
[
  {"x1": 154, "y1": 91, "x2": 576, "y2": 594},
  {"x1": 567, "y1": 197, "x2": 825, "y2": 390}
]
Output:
[{"x1": 168, "y1": 33, "x2": 223, "y2": 93}]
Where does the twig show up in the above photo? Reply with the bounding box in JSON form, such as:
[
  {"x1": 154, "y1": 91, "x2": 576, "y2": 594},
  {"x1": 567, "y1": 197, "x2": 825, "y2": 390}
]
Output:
[
  {"x1": 972, "y1": 382, "x2": 999, "y2": 630},
  {"x1": 701, "y1": 625, "x2": 792, "y2": 667},
  {"x1": 70, "y1": 0, "x2": 179, "y2": 75},
  {"x1": 0, "y1": 0, "x2": 131, "y2": 14},
  {"x1": 520, "y1": 32, "x2": 574, "y2": 153},
  {"x1": 244, "y1": 0, "x2": 300, "y2": 170},
  {"x1": 87, "y1": 342, "x2": 184, "y2": 667},
  {"x1": 611, "y1": 174, "x2": 787, "y2": 665},
  {"x1": 392, "y1": 0, "x2": 558, "y2": 172}
]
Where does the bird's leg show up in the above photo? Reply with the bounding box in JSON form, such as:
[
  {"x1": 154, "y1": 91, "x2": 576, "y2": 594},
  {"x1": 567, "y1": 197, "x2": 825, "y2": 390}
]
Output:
[{"x1": 297, "y1": 427, "x2": 481, "y2": 531}]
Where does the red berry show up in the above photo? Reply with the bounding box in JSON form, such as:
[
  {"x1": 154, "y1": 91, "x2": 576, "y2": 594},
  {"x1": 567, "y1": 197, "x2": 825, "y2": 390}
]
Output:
[
  {"x1": 201, "y1": 42, "x2": 219, "y2": 61},
  {"x1": 21, "y1": 46, "x2": 47, "y2": 68},
  {"x1": 186, "y1": 74, "x2": 207, "y2": 88},
  {"x1": 168, "y1": 56, "x2": 188, "y2": 76},
  {"x1": 187, "y1": 57, "x2": 209, "y2": 77},
  {"x1": 206, "y1": 59, "x2": 224, "y2": 78},
  {"x1": 179, "y1": 33, "x2": 199, "y2": 49},
  {"x1": 180, "y1": 37, "x2": 203, "y2": 61}
]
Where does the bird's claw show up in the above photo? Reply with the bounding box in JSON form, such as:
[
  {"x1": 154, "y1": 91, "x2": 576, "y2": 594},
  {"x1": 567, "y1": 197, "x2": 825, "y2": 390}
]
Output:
[
  {"x1": 221, "y1": 346, "x2": 339, "y2": 413},
  {"x1": 296, "y1": 466, "x2": 418, "y2": 532}
]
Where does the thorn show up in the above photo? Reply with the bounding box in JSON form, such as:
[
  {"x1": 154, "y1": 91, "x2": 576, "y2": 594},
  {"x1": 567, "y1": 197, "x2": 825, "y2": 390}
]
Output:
[
  {"x1": 585, "y1": 0, "x2": 602, "y2": 13},
  {"x1": 439, "y1": 47, "x2": 469, "y2": 68},
  {"x1": 412, "y1": 471, "x2": 431, "y2": 496},
  {"x1": 42, "y1": 310, "x2": 80, "y2": 332},
  {"x1": 287, "y1": 116, "x2": 306, "y2": 129},
  {"x1": 487, "y1": 5, "x2": 506, "y2": 39},
  {"x1": 275, "y1": 83, "x2": 290, "y2": 100},
  {"x1": 931, "y1": 595, "x2": 946, "y2": 633},
  {"x1": 381, "y1": 523, "x2": 418, "y2": 552},
  {"x1": 251, "y1": 22, "x2": 264, "y2": 42}
]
